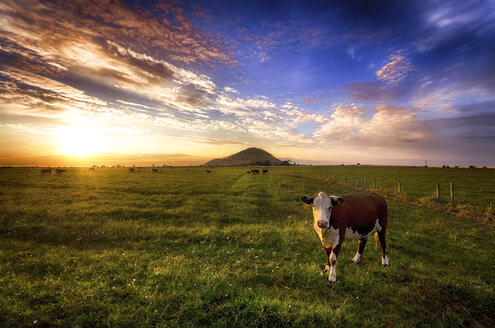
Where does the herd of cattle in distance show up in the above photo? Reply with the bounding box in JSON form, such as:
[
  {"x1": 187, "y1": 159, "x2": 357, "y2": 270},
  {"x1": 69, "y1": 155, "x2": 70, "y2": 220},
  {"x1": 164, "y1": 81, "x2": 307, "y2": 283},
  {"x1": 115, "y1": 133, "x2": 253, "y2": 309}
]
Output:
[
  {"x1": 40, "y1": 168, "x2": 66, "y2": 175},
  {"x1": 40, "y1": 167, "x2": 269, "y2": 175},
  {"x1": 128, "y1": 167, "x2": 159, "y2": 173},
  {"x1": 247, "y1": 169, "x2": 268, "y2": 174},
  {"x1": 206, "y1": 169, "x2": 269, "y2": 174},
  {"x1": 205, "y1": 169, "x2": 269, "y2": 174}
]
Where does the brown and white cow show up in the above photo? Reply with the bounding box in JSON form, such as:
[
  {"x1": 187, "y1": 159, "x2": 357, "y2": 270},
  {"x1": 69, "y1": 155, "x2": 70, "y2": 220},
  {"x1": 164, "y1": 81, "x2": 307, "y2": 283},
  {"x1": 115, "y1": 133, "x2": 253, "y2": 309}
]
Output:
[{"x1": 301, "y1": 192, "x2": 389, "y2": 282}]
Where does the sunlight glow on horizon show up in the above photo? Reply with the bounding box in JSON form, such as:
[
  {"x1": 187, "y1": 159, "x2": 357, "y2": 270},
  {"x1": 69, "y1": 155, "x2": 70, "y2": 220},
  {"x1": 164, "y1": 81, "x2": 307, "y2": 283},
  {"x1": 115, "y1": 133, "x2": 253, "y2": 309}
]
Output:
[{"x1": 57, "y1": 126, "x2": 107, "y2": 156}]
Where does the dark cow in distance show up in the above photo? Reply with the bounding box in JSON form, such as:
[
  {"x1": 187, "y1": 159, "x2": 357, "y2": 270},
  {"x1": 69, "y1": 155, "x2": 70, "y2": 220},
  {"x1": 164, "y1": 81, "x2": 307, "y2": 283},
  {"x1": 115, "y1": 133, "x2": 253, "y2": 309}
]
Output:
[
  {"x1": 152, "y1": 168, "x2": 159, "y2": 172},
  {"x1": 262, "y1": 169, "x2": 268, "y2": 174},
  {"x1": 55, "y1": 169, "x2": 66, "y2": 175},
  {"x1": 128, "y1": 168, "x2": 135, "y2": 173},
  {"x1": 246, "y1": 171, "x2": 251, "y2": 174},
  {"x1": 301, "y1": 192, "x2": 389, "y2": 282},
  {"x1": 251, "y1": 169, "x2": 260, "y2": 174},
  {"x1": 40, "y1": 168, "x2": 52, "y2": 175},
  {"x1": 206, "y1": 170, "x2": 211, "y2": 173}
]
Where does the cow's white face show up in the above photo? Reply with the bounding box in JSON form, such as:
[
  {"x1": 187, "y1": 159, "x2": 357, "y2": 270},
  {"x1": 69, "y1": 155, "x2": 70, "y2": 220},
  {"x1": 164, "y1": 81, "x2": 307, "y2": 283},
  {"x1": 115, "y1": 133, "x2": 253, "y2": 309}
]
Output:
[{"x1": 301, "y1": 192, "x2": 344, "y2": 229}]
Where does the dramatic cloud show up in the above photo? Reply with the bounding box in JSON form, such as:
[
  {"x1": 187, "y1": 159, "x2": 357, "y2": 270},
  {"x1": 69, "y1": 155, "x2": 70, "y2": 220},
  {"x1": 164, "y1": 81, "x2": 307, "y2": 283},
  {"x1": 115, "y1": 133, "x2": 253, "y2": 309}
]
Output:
[
  {"x1": 315, "y1": 104, "x2": 431, "y2": 148},
  {"x1": 1, "y1": 0, "x2": 338, "y2": 159}
]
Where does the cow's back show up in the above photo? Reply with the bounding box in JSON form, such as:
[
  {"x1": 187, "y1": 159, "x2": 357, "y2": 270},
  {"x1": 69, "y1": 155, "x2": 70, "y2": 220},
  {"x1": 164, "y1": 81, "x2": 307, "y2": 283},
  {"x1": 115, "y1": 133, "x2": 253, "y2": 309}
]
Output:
[{"x1": 331, "y1": 193, "x2": 387, "y2": 235}]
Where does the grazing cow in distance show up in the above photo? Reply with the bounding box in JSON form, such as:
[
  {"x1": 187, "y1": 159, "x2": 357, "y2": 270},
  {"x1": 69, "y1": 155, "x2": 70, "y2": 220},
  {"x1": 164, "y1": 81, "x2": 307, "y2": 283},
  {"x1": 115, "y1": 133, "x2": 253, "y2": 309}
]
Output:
[
  {"x1": 206, "y1": 170, "x2": 211, "y2": 173},
  {"x1": 251, "y1": 169, "x2": 260, "y2": 174},
  {"x1": 152, "y1": 168, "x2": 159, "y2": 172},
  {"x1": 246, "y1": 171, "x2": 251, "y2": 174},
  {"x1": 55, "y1": 169, "x2": 66, "y2": 175},
  {"x1": 262, "y1": 169, "x2": 268, "y2": 174},
  {"x1": 40, "y1": 168, "x2": 52, "y2": 175},
  {"x1": 129, "y1": 168, "x2": 135, "y2": 173},
  {"x1": 301, "y1": 192, "x2": 389, "y2": 282}
]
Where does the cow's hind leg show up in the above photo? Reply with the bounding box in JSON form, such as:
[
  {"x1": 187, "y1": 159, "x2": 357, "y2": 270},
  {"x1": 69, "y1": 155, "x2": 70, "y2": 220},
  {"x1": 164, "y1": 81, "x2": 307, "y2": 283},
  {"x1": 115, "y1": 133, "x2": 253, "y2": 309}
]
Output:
[
  {"x1": 352, "y1": 236, "x2": 367, "y2": 263},
  {"x1": 378, "y1": 228, "x2": 389, "y2": 266},
  {"x1": 323, "y1": 247, "x2": 331, "y2": 273}
]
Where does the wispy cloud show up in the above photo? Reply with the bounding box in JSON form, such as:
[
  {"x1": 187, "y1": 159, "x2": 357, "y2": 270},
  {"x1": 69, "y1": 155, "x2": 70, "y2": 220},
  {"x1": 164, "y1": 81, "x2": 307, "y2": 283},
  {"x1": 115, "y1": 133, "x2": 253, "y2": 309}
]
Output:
[
  {"x1": 376, "y1": 53, "x2": 415, "y2": 84},
  {"x1": 238, "y1": 20, "x2": 336, "y2": 62},
  {"x1": 223, "y1": 87, "x2": 238, "y2": 94},
  {"x1": 344, "y1": 81, "x2": 399, "y2": 101}
]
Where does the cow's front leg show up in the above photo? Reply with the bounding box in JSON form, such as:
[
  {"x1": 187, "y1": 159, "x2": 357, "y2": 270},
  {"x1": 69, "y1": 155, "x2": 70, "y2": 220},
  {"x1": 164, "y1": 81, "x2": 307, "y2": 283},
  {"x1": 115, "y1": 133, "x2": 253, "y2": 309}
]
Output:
[
  {"x1": 323, "y1": 247, "x2": 331, "y2": 273},
  {"x1": 329, "y1": 244, "x2": 341, "y2": 282}
]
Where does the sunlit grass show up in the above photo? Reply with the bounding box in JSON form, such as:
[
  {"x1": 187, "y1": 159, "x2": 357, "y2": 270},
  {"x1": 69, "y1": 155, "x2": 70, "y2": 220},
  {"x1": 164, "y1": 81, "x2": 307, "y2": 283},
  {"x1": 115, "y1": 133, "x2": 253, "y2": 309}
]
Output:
[{"x1": 0, "y1": 167, "x2": 493, "y2": 327}]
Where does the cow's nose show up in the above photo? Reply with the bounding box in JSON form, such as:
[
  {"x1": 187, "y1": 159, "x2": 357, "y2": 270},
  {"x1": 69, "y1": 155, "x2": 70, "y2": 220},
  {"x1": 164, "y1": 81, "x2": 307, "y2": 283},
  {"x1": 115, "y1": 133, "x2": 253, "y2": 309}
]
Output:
[{"x1": 317, "y1": 220, "x2": 328, "y2": 228}]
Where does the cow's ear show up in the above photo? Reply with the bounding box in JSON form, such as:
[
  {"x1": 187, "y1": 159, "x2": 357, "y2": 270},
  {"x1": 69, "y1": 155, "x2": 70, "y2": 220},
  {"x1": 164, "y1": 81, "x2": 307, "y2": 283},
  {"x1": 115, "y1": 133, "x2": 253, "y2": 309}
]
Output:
[
  {"x1": 331, "y1": 196, "x2": 344, "y2": 206},
  {"x1": 300, "y1": 196, "x2": 314, "y2": 205}
]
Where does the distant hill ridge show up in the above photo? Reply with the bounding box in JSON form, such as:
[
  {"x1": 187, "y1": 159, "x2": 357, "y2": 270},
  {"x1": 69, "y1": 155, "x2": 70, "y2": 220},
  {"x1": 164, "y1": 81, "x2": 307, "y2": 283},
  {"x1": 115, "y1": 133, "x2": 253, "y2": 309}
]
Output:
[{"x1": 203, "y1": 147, "x2": 283, "y2": 166}]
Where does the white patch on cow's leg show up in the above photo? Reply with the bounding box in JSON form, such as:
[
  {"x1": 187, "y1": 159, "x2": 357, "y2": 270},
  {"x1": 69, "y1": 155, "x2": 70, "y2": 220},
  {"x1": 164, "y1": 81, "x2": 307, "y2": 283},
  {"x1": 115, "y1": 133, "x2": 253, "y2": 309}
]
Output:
[
  {"x1": 382, "y1": 255, "x2": 389, "y2": 266},
  {"x1": 328, "y1": 253, "x2": 337, "y2": 282},
  {"x1": 329, "y1": 265, "x2": 337, "y2": 282},
  {"x1": 351, "y1": 253, "x2": 362, "y2": 263}
]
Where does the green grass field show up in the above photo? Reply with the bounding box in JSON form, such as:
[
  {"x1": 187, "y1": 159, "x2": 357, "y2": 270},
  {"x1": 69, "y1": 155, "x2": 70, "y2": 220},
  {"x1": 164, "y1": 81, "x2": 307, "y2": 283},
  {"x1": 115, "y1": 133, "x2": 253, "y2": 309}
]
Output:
[
  {"x1": 0, "y1": 167, "x2": 494, "y2": 327},
  {"x1": 278, "y1": 165, "x2": 495, "y2": 224}
]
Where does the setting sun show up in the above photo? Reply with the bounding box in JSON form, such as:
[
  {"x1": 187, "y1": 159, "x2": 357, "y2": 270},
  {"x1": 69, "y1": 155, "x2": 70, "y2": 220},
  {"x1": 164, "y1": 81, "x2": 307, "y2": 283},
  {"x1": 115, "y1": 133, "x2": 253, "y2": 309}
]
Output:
[{"x1": 58, "y1": 126, "x2": 105, "y2": 156}]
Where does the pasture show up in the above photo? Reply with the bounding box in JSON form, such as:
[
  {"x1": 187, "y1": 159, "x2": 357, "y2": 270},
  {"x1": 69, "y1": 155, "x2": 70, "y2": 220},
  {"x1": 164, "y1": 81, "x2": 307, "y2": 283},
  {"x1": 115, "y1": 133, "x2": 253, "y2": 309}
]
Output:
[
  {"x1": 0, "y1": 166, "x2": 494, "y2": 327},
  {"x1": 281, "y1": 165, "x2": 495, "y2": 224}
]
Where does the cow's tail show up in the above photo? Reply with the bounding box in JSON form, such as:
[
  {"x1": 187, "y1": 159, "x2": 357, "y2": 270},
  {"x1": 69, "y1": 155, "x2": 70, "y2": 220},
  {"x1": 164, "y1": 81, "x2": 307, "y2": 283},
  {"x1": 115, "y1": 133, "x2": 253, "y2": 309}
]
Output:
[{"x1": 376, "y1": 198, "x2": 388, "y2": 252}]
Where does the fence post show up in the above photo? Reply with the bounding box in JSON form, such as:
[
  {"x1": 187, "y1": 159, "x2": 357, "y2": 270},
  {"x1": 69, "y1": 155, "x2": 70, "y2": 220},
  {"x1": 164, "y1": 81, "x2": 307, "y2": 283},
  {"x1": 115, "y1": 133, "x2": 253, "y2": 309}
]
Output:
[
  {"x1": 436, "y1": 183, "x2": 440, "y2": 200},
  {"x1": 450, "y1": 182, "x2": 454, "y2": 203},
  {"x1": 397, "y1": 179, "x2": 401, "y2": 193}
]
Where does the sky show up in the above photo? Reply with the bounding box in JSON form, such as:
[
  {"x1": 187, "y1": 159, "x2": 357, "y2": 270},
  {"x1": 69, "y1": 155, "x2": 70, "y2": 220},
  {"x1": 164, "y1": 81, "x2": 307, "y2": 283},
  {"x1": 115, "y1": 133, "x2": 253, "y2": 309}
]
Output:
[{"x1": 1, "y1": 0, "x2": 494, "y2": 166}]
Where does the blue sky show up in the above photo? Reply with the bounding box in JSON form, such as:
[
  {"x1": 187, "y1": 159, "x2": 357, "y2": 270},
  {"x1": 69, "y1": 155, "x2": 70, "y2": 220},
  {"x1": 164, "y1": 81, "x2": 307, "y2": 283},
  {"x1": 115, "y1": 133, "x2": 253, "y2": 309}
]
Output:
[{"x1": 0, "y1": 0, "x2": 494, "y2": 166}]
